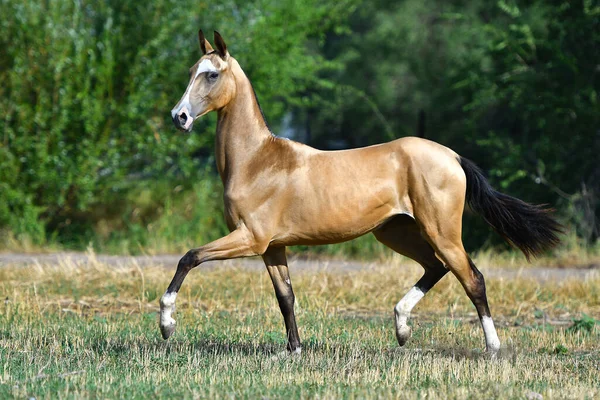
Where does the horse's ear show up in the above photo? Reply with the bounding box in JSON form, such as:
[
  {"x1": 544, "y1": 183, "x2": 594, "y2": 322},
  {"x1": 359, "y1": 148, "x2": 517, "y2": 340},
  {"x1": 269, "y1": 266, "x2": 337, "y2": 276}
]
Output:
[
  {"x1": 213, "y1": 31, "x2": 228, "y2": 59},
  {"x1": 198, "y1": 29, "x2": 214, "y2": 55}
]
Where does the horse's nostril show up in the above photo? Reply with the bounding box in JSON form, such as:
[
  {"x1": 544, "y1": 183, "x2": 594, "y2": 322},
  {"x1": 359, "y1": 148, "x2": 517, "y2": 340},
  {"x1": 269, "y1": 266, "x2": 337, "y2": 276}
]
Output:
[{"x1": 179, "y1": 112, "x2": 188, "y2": 123}]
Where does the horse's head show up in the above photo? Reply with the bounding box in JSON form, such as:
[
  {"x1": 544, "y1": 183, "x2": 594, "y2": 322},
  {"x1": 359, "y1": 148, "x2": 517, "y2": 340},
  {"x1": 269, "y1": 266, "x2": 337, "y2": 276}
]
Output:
[{"x1": 171, "y1": 30, "x2": 235, "y2": 132}]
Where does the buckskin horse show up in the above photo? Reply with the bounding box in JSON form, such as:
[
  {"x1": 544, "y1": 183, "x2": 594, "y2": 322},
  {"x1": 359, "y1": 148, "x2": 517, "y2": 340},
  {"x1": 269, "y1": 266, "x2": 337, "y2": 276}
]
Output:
[{"x1": 160, "y1": 30, "x2": 561, "y2": 354}]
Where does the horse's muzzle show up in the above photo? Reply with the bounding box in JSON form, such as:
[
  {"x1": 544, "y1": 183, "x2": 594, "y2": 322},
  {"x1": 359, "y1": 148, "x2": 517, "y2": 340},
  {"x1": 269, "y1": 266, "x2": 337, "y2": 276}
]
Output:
[{"x1": 172, "y1": 106, "x2": 194, "y2": 132}]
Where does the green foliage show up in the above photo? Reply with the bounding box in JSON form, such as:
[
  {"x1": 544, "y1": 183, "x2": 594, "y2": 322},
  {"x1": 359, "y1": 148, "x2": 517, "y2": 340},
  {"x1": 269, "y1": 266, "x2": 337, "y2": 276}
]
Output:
[
  {"x1": 308, "y1": 0, "x2": 599, "y2": 250},
  {"x1": 0, "y1": 148, "x2": 45, "y2": 245},
  {"x1": 92, "y1": 169, "x2": 229, "y2": 254},
  {"x1": 0, "y1": 0, "x2": 598, "y2": 254},
  {"x1": 0, "y1": 0, "x2": 356, "y2": 250}
]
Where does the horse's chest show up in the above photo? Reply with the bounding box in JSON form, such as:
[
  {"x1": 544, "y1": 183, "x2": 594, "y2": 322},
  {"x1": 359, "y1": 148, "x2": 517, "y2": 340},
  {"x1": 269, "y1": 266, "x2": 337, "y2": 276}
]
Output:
[
  {"x1": 222, "y1": 191, "x2": 242, "y2": 228},
  {"x1": 222, "y1": 187, "x2": 257, "y2": 225},
  {"x1": 223, "y1": 180, "x2": 282, "y2": 231}
]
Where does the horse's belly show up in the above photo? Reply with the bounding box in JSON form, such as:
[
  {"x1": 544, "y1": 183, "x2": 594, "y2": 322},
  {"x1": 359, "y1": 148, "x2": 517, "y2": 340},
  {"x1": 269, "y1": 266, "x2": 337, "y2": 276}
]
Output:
[{"x1": 271, "y1": 184, "x2": 406, "y2": 246}]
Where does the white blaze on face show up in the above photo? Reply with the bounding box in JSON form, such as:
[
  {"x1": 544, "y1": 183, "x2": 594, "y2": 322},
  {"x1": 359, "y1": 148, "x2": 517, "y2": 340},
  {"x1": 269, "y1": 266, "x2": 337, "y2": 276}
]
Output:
[{"x1": 171, "y1": 58, "x2": 219, "y2": 127}]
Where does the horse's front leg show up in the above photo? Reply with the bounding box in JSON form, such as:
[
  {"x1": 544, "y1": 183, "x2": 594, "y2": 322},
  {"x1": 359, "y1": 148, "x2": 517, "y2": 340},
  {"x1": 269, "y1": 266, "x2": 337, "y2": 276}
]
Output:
[
  {"x1": 159, "y1": 227, "x2": 264, "y2": 339},
  {"x1": 262, "y1": 246, "x2": 301, "y2": 353}
]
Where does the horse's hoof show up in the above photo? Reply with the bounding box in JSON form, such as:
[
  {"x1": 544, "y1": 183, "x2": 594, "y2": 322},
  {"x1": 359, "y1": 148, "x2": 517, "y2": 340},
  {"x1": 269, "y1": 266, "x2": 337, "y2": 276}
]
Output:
[
  {"x1": 485, "y1": 345, "x2": 500, "y2": 358},
  {"x1": 160, "y1": 320, "x2": 176, "y2": 340},
  {"x1": 270, "y1": 347, "x2": 302, "y2": 361},
  {"x1": 396, "y1": 325, "x2": 412, "y2": 347}
]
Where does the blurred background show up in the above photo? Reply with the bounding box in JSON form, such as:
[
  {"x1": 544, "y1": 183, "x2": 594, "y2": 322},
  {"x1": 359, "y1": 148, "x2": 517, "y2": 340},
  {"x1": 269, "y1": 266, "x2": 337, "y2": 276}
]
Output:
[{"x1": 0, "y1": 0, "x2": 598, "y2": 258}]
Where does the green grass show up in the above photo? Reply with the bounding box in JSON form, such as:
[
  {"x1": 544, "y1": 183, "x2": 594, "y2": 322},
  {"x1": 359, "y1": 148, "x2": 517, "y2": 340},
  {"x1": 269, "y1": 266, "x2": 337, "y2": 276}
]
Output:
[{"x1": 0, "y1": 259, "x2": 599, "y2": 398}]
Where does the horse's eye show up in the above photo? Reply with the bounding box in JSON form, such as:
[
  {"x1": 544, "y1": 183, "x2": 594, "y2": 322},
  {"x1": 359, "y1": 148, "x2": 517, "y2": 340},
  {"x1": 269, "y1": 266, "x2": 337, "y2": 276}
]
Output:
[{"x1": 207, "y1": 72, "x2": 219, "y2": 81}]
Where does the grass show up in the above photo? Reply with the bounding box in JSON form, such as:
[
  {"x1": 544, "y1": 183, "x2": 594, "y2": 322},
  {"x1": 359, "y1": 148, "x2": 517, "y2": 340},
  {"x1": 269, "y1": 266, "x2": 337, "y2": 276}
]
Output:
[{"x1": 0, "y1": 256, "x2": 599, "y2": 398}]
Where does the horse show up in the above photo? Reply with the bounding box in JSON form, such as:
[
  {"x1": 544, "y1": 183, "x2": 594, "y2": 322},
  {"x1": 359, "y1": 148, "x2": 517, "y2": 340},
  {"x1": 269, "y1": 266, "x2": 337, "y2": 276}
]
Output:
[{"x1": 160, "y1": 30, "x2": 561, "y2": 354}]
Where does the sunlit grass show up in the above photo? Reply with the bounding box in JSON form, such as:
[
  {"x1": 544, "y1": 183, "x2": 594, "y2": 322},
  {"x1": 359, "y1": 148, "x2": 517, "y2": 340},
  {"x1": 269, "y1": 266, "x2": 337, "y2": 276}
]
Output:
[{"x1": 0, "y1": 257, "x2": 598, "y2": 398}]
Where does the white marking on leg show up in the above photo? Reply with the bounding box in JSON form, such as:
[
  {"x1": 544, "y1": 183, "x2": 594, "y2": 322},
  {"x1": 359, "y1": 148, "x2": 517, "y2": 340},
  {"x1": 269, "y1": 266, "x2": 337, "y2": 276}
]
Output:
[
  {"x1": 395, "y1": 286, "x2": 425, "y2": 328},
  {"x1": 394, "y1": 286, "x2": 425, "y2": 345},
  {"x1": 285, "y1": 279, "x2": 291, "y2": 285},
  {"x1": 481, "y1": 316, "x2": 501, "y2": 352},
  {"x1": 160, "y1": 292, "x2": 177, "y2": 328}
]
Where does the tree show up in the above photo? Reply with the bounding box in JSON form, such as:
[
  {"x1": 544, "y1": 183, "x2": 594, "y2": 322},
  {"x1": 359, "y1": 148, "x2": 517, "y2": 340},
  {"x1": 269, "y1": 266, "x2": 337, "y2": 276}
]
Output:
[{"x1": 0, "y1": 0, "x2": 356, "y2": 247}]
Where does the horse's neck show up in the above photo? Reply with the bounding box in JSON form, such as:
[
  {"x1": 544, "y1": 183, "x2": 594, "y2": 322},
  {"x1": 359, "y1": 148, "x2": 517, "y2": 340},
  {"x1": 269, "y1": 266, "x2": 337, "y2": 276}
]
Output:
[{"x1": 215, "y1": 66, "x2": 271, "y2": 184}]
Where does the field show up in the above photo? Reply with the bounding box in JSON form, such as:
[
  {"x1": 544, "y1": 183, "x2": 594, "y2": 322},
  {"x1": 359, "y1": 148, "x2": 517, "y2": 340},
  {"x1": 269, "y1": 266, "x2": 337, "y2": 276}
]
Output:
[{"x1": 0, "y1": 254, "x2": 599, "y2": 399}]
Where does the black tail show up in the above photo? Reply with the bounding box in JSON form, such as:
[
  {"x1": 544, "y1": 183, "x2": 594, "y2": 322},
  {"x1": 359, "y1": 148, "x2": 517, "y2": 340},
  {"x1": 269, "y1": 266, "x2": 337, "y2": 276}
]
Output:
[{"x1": 459, "y1": 157, "x2": 562, "y2": 259}]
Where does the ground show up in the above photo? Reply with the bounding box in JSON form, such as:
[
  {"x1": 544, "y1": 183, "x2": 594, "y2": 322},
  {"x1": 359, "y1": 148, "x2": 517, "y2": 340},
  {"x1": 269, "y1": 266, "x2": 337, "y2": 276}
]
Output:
[{"x1": 0, "y1": 252, "x2": 598, "y2": 398}]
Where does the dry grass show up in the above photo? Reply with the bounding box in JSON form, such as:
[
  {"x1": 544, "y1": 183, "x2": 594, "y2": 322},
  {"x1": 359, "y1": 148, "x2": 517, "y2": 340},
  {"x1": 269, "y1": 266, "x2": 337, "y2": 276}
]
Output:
[
  {"x1": 469, "y1": 247, "x2": 600, "y2": 269},
  {"x1": 0, "y1": 256, "x2": 599, "y2": 398}
]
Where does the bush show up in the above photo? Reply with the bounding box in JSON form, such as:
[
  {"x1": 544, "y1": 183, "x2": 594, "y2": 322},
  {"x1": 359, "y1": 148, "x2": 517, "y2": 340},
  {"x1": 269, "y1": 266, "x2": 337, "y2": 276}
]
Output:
[{"x1": 0, "y1": 0, "x2": 355, "y2": 250}]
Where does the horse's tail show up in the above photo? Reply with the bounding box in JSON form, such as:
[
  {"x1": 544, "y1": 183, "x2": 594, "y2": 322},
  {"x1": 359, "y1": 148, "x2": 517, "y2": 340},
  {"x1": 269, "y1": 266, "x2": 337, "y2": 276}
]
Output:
[{"x1": 458, "y1": 156, "x2": 562, "y2": 259}]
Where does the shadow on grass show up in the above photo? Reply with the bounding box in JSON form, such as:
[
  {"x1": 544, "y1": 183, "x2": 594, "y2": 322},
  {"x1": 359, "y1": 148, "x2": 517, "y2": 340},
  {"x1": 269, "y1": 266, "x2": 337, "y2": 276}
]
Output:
[
  {"x1": 88, "y1": 335, "x2": 285, "y2": 358},
  {"x1": 85, "y1": 333, "x2": 517, "y2": 362}
]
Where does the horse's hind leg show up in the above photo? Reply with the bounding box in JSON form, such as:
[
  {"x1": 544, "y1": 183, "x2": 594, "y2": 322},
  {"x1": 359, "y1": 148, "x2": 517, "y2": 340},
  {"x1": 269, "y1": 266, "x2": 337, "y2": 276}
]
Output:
[
  {"x1": 415, "y1": 203, "x2": 501, "y2": 353},
  {"x1": 373, "y1": 215, "x2": 448, "y2": 347}
]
